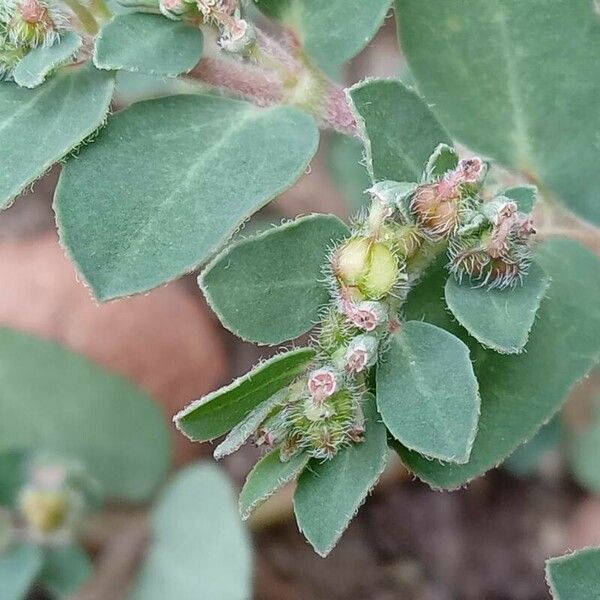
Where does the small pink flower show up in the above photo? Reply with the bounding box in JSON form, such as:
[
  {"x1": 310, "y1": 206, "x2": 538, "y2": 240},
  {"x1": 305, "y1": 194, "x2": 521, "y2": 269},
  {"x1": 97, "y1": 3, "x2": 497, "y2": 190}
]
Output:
[
  {"x1": 345, "y1": 301, "x2": 386, "y2": 332},
  {"x1": 346, "y1": 347, "x2": 369, "y2": 374},
  {"x1": 19, "y1": 0, "x2": 46, "y2": 23},
  {"x1": 457, "y1": 157, "x2": 484, "y2": 183},
  {"x1": 345, "y1": 335, "x2": 378, "y2": 375},
  {"x1": 162, "y1": 0, "x2": 184, "y2": 10},
  {"x1": 308, "y1": 368, "x2": 338, "y2": 402}
]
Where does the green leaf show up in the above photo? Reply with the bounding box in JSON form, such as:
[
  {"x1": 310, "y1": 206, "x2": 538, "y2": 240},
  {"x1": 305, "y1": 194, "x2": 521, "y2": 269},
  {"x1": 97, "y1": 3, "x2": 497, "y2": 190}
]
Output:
[
  {"x1": 55, "y1": 94, "x2": 319, "y2": 301},
  {"x1": 293, "y1": 394, "x2": 387, "y2": 557},
  {"x1": 13, "y1": 32, "x2": 82, "y2": 89},
  {"x1": 94, "y1": 14, "x2": 203, "y2": 77},
  {"x1": 568, "y1": 395, "x2": 600, "y2": 493},
  {"x1": 328, "y1": 133, "x2": 371, "y2": 212},
  {"x1": 396, "y1": 0, "x2": 600, "y2": 225},
  {"x1": 239, "y1": 450, "x2": 309, "y2": 520},
  {"x1": 424, "y1": 143, "x2": 458, "y2": 180},
  {"x1": 0, "y1": 451, "x2": 28, "y2": 507},
  {"x1": 377, "y1": 321, "x2": 480, "y2": 463},
  {"x1": 348, "y1": 79, "x2": 452, "y2": 183},
  {"x1": 0, "y1": 65, "x2": 114, "y2": 210},
  {"x1": 40, "y1": 545, "x2": 92, "y2": 599},
  {"x1": 546, "y1": 547, "x2": 600, "y2": 600},
  {"x1": 0, "y1": 328, "x2": 171, "y2": 502},
  {"x1": 0, "y1": 545, "x2": 43, "y2": 600},
  {"x1": 201, "y1": 214, "x2": 349, "y2": 345},
  {"x1": 129, "y1": 463, "x2": 252, "y2": 600},
  {"x1": 396, "y1": 238, "x2": 600, "y2": 489},
  {"x1": 503, "y1": 185, "x2": 538, "y2": 214},
  {"x1": 175, "y1": 347, "x2": 315, "y2": 441},
  {"x1": 444, "y1": 261, "x2": 550, "y2": 354},
  {"x1": 255, "y1": 0, "x2": 392, "y2": 71}
]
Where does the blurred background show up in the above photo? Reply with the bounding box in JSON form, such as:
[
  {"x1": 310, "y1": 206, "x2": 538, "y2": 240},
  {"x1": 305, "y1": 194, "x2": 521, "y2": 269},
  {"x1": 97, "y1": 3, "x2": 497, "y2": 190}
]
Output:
[{"x1": 2, "y1": 13, "x2": 600, "y2": 600}]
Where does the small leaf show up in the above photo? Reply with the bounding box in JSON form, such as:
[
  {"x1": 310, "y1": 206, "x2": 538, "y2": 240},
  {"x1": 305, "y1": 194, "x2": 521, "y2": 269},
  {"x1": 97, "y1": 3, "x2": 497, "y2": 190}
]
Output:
[
  {"x1": 55, "y1": 95, "x2": 319, "y2": 301},
  {"x1": 129, "y1": 463, "x2": 252, "y2": 600},
  {"x1": 424, "y1": 143, "x2": 458, "y2": 180},
  {"x1": 0, "y1": 328, "x2": 171, "y2": 502},
  {"x1": 175, "y1": 348, "x2": 315, "y2": 442},
  {"x1": 568, "y1": 395, "x2": 600, "y2": 493},
  {"x1": 94, "y1": 14, "x2": 203, "y2": 77},
  {"x1": 503, "y1": 185, "x2": 538, "y2": 214},
  {"x1": 255, "y1": 0, "x2": 392, "y2": 71},
  {"x1": 546, "y1": 546, "x2": 600, "y2": 600},
  {"x1": 40, "y1": 545, "x2": 92, "y2": 598},
  {"x1": 0, "y1": 451, "x2": 28, "y2": 507},
  {"x1": 0, "y1": 545, "x2": 43, "y2": 600},
  {"x1": 201, "y1": 214, "x2": 349, "y2": 345},
  {"x1": 13, "y1": 32, "x2": 82, "y2": 89},
  {"x1": 348, "y1": 79, "x2": 452, "y2": 183},
  {"x1": 0, "y1": 66, "x2": 114, "y2": 210},
  {"x1": 377, "y1": 321, "x2": 480, "y2": 463},
  {"x1": 396, "y1": 238, "x2": 600, "y2": 489},
  {"x1": 239, "y1": 450, "x2": 309, "y2": 520},
  {"x1": 444, "y1": 261, "x2": 550, "y2": 354},
  {"x1": 293, "y1": 394, "x2": 387, "y2": 557}
]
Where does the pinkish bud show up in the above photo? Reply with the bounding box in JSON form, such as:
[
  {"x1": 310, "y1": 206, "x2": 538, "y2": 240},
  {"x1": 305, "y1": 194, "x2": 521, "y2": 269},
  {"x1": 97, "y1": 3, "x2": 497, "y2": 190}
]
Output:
[
  {"x1": 343, "y1": 300, "x2": 387, "y2": 332},
  {"x1": 345, "y1": 335, "x2": 378, "y2": 375},
  {"x1": 307, "y1": 367, "x2": 338, "y2": 402},
  {"x1": 457, "y1": 157, "x2": 485, "y2": 183}
]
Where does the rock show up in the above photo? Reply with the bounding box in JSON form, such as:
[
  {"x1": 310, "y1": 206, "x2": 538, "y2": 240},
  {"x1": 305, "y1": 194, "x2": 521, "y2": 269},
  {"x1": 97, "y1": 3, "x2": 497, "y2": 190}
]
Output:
[{"x1": 0, "y1": 232, "x2": 228, "y2": 465}]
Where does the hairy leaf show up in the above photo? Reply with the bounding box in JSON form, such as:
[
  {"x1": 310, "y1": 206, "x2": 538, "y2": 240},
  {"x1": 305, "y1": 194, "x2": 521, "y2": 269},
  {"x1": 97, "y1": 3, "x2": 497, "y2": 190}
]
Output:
[
  {"x1": 55, "y1": 94, "x2": 319, "y2": 301},
  {"x1": 129, "y1": 464, "x2": 251, "y2": 600},
  {"x1": 0, "y1": 329, "x2": 170, "y2": 502},
  {"x1": 546, "y1": 547, "x2": 600, "y2": 600},
  {"x1": 424, "y1": 143, "x2": 458, "y2": 180},
  {"x1": 0, "y1": 451, "x2": 28, "y2": 507},
  {"x1": 0, "y1": 545, "x2": 43, "y2": 600},
  {"x1": 202, "y1": 214, "x2": 349, "y2": 345},
  {"x1": 348, "y1": 79, "x2": 451, "y2": 182},
  {"x1": 396, "y1": 0, "x2": 600, "y2": 224},
  {"x1": 0, "y1": 66, "x2": 114, "y2": 210},
  {"x1": 397, "y1": 239, "x2": 600, "y2": 489},
  {"x1": 444, "y1": 261, "x2": 550, "y2": 354},
  {"x1": 40, "y1": 545, "x2": 92, "y2": 598},
  {"x1": 293, "y1": 394, "x2": 387, "y2": 557},
  {"x1": 175, "y1": 348, "x2": 315, "y2": 441},
  {"x1": 503, "y1": 185, "x2": 538, "y2": 214},
  {"x1": 239, "y1": 450, "x2": 309, "y2": 520},
  {"x1": 94, "y1": 14, "x2": 203, "y2": 77},
  {"x1": 13, "y1": 32, "x2": 82, "y2": 89},
  {"x1": 256, "y1": 0, "x2": 392, "y2": 71},
  {"x1": 377, "y1": 321, "x2": 480, "y2": 463}
]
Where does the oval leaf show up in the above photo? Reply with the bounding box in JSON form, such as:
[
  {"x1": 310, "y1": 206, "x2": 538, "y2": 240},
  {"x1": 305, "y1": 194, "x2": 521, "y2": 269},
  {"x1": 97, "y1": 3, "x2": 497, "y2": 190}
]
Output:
[
  {"x1": 129, "y1": 464, "x2": 252, "y2": 600},
  {"x1": 239, "y1": 450, "x2": 309, "y2": 520},
  {"x1": 397, "y1": 238, "x2": 600, "y2": 489},
  {"x1": 546, "y1": 547, "x2": 600, "y2": 600},
  {"x1": 348, "y1": 79, "x2": 452, "y2": 183},
  {"x1": 444, "y1": 261, "x2": 550, "y2": 354},
  {"x1": 503, "y1": 185, "x2": 538, "y2": 214},
  {"x1": 396, "y1": 0, "x2": 600, "y2": 224},
  {"x1": 94, "y1": 14, "x2": 203, "y2": 77},
  {"x1": 0, "y1": 66, "x2": 114, "y2": 210},
  {"x1": 201, "y1": 214, "x2": 349, "y2": 345},
  {"x1": 55, "y1": 94, "x2": 319, "y2": 301},
  {"x1": 0, "y1": 545, "x2": 43, "y2": 600},
  {"x1": 175, "y1": 347, "x2": 315, "y2": 442},
  {"x1": 13, "y1": 32, "x2": 82, "y2": 89},
  {"x1": 293, "y1": 394, "x2": 388, "y2": 557},
  {"x1": 40, "y1": 545, "x2": 92, "y2": 598},
  {"x1": 377, "y1": 321, "x2": 480, "y2": 463},
  {"x1": 0, "y1": 328, "x2": 171, "y2": 502}
]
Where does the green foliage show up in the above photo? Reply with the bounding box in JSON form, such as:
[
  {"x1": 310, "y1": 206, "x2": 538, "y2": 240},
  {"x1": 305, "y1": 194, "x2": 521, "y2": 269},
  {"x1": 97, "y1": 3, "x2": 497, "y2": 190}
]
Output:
[
  {"x1": 55, "y1": 94, "x2": 319, "y2": 301},
  {"x1": 0, "y1": 328, "x2": 171, "y2": 502},
  {"x1": 444, "y1": 261, "x2": 550, "y2": 354},
  {"x1": 239, "y1": 450, "x2": 309, "y2": 520},
  {"x1": 568, "y1": 395, "x2": 600, "y2": 493},
  {"x1": 0, "y1": 451, "x2": 27, "y2": 507},
  {"x1": 348, "y1": 79, "x2": 451, "y2": 182},
  {"x1": 13, "y1": 33, "x2": 82, "y2": 89},
  {"x1": 129, "y1": 463, "x2": 252, "y2": 600},
  {"x1": 201, "y1": 214, "x2": 349, "y2": 344},
  {"x1": 546, "y1": 546, "x2": 600, "y2": 600},
  {"x1": 94, "y1": 14, "x2": 203, "y2": 77},
  {"x1": 0, "y1": 66, "x2": 114, "y2": 210},
  {"x1": 503, "y1": 185, "x2": 538, "y2": 214},
  {"x1": 377, "y1": 321, "x2": 480, "y2": 463},
  {"x1": 255, "y1": 0, "x2": 392, "y2": 71},
  {"x1": 293, "y1": 395, "x2": 387, "y2": 557},
  {"x1": 40, "y1": 545, "x2": 92, "y2": 599},
  {"x1": 396, "y1": 239, "x2": 600, "y2": 489},
  {"x1": 175, "y1": 348, "x2": 315, "y2": 441},
  {"x1": 396, "y1": 0, "x2": 600, "y2": 224},
  {"x1": 0, "y1": 545, "x2": 43, "y2": 600}
]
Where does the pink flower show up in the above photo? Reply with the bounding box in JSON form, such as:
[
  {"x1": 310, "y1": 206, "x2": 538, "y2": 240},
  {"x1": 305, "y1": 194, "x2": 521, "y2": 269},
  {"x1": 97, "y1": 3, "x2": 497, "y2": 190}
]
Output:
[
  {"x1": 344, "y1": 301, "x2": 386, "y2": 332},
  {"x1": 307, "y1": 368, "x2": 338, "y2": 402},
  {"x1": 457, "y1": 157, "x2": 484, "y2": 183},
  {"x1": 345, "y1": 335, "x2": 378, "y2": 375}
]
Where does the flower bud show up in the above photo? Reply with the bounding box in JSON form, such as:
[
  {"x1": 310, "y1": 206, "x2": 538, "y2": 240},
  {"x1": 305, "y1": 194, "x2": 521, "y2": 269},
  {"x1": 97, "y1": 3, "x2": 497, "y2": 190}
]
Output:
[
  {"x1": 5, "y1": 0, "x2": 64, "y2": 48},
  {"x1": 307, "y1": 367, "x2": 338, "y2": 402},
  {"x1": 410, "y1": 182, "x2": 460, "y2": 239},
  {"x1": 219, "y1": 17, "x2": 256, "y2": 55},
  {"x1": 345, "y1": 334, "x2": 378, "y2": 374},
  {"x1": 457, "y1": 157, "x2": 485, "y2": 183}
]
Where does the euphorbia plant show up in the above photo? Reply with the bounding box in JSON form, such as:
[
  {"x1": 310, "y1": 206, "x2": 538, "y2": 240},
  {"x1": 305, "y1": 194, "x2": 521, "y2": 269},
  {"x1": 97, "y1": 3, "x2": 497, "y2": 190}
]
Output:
[{"x1": 1, "y1": 0, "x2": 599, "y2": 563}]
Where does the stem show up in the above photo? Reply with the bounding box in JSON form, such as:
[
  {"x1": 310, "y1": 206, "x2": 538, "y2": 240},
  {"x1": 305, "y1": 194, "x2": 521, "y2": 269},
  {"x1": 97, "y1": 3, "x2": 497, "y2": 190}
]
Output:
[
  {"x1": 62, "y1": 0, "x2": 99, "y2": 34},
  {"x1": 89, "y1": 0, "x2": 112, "y2": 21}
]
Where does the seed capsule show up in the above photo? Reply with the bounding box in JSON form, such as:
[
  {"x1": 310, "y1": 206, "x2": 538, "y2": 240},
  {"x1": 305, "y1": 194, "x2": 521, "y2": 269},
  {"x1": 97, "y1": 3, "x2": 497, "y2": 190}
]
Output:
[{"x1": 410, "y1": 182, "x2": 460, "y2": 239}]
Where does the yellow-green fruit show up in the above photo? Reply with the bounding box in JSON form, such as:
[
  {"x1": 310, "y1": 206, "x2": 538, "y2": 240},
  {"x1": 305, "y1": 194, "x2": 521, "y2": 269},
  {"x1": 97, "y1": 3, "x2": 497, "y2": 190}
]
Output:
[
  {"x1": 335, "y1": 237, "x2": 370, "y2": 286},
  {"x1": 21, "y1": 489, "x2": 69, "y2": 534}
]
